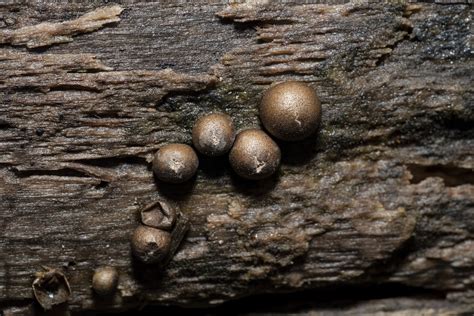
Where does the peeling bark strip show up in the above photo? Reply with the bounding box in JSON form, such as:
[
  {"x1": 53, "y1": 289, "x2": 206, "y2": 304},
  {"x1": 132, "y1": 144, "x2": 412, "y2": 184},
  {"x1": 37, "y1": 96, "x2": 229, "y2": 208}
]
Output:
[
  {"x1": 0, "y1": 5, "x2": 123, "y2": 48},
  {"x1": 1, "y1": 1, "x2": 473, "y2": 315}
]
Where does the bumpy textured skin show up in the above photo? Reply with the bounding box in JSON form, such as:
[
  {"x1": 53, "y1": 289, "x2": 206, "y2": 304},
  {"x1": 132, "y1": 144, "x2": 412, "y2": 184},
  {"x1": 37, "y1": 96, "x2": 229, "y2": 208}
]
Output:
[
  {"x1": 192, "y1": 113, "x2": 236, "y2": 157},
  {"x1": 229, "y1": 129, "x2": 281, "y2": 180},
  {"x1": 152, "y1": 144, "x2": 199, "y2": 183},
  {"x1": 131, "y1": 225, "x2": 172, "y2": 264},
  {"x1": 92, "y1": 266, "x2": 119, "y2": 296},
  {"x1": 260, "y1": 81, "x2": 321, "y2": 141}
]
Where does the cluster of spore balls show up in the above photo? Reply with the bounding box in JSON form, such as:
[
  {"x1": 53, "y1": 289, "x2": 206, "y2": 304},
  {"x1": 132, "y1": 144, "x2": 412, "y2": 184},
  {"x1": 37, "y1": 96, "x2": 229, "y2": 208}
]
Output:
[
  {"x1": 153, "y1": 81, "x2": 322, "y2": 182},
  {"x1": 34, "y1": 81, "x2": 322, "y2": 308}
]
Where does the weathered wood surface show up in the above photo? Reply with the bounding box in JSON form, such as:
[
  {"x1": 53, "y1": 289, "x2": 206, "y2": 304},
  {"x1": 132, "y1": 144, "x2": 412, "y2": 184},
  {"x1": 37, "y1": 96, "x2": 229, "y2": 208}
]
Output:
[{"x1": 0, "y1": 0, "x2": 473, "y2": 314}]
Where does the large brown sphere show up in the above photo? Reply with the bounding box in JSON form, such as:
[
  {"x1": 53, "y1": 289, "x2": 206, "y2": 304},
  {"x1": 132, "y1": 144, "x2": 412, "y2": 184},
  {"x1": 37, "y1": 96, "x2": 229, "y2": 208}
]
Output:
[
  {"x1": 259, "y1": 81, "x2": 321, "y2": 141},
  {"x1": 152, "y1": 144, "x2": 199, "y2": 183},
  {"x1": 192, "y1": 113, "x2": 235, "y2": 157},
  {"x1": 92, "y1": 266, "x2": 119, "y2": 296},
  {"x1": 229, "y1": 129, "x2": 281, "y2": 180},
  {"x1": 131, "y1": 225, "x2": 171, "y2": 264}
]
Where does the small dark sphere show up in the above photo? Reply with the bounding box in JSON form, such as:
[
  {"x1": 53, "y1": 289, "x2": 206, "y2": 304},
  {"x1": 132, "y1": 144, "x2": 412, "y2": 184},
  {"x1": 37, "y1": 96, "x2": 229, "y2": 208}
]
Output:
[
  {"x1": 36, "y1": 128, "x2": 44, "y2": 136},
  {"x1": 152, "y1": 144, "x2": 199, "y2": 184},
  {"x1": 92, "y1": 266, "x2": 119, "y2": 296},
  {"x1": 229, "y1": 129, "x2": 281, "y2": 180},
  {"x1": 192, "y1": 112, "x2": 235, "y2": 157},
  {"x1": 131, "y1": 225, "x2": 171, "y2": 264},
  {"x1": 259, "y1": 81, "x2": 321, "y2": 141}
]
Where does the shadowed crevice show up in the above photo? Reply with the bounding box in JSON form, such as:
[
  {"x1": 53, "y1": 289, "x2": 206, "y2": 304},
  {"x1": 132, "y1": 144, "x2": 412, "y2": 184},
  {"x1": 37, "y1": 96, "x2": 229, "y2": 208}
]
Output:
[
  {"x1": 79, "y1": 283, "x2": 447, "y2": 315},
  {"x1": 11, "y1": 167, "x2": 90, "y2": 178},
  {"x1": 407, "y1": 164, "x2": 474, "y2": 187},
  {"x1": 72, "y1": 156, "x2": 149, "y2": 168}
]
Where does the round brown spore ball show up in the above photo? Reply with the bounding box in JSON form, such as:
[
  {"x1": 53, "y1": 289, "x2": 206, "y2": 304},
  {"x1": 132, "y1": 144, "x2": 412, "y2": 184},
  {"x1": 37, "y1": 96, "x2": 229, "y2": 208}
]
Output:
[
  {"x1": 229, "y1": 129, "x2": 281, "y2": 180},
  {"x1": 259, "y1": 81, "x2": 321, "y2": 141},
  {"x1": 152, "y1": 144, "x2": 198, "y2": 183},
  {"x1": 131, "y1": 225, "x2": 171, "y2": 264},
  {"x1": 192, "y1": 113, "x2": 235, "y2": 157},
  {"x1": 92, "y1": 266, "x2": 119, "y2": 296}
]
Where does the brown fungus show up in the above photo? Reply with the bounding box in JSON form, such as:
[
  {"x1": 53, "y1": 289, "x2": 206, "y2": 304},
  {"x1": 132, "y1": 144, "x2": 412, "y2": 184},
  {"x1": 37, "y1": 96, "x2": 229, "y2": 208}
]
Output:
[
  {"x1": 140, "y1": 200, "x2": 177, "y2": 230},
  {"x1": 131, "y1": 225, "x2": 172, "y2": 264},
  {"x1": 92, "y1": 266, "x2": 119, "y2": 297},
  {"x1": 259, "y1": 81, "x2": 321, "y2": 141},
  {"x1": 192, "y1": 112, "x2": 235, "y2": 157},
  {"x1": 152, "y1": 143, "x2": 199, "y2": 184},
  {"x1": 229, "y1": 129, "x2": 281, "y2": 180},
  {"x1": 32, "y1": 267, "x2": 71, "y2": 310}
]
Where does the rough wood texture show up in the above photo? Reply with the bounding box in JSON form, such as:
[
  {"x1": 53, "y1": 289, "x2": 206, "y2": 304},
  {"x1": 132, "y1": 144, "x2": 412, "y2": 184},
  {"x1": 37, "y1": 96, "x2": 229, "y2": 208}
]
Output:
[{"x1": 0, "y1": 0, "x2": 473, "y2": 314}]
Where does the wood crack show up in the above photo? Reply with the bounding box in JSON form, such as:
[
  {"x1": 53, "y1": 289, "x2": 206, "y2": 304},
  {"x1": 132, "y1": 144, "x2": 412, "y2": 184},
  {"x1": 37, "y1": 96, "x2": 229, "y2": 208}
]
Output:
[{"x1": 407, "y1": 164, "x2": 474, "y2": 187}]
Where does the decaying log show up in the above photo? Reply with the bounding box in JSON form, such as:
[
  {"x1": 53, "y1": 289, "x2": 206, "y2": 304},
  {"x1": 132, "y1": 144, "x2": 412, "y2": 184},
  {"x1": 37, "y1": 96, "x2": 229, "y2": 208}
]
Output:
[{"x1": 0, "y1": 0, "x2": 473, "y2": 314}]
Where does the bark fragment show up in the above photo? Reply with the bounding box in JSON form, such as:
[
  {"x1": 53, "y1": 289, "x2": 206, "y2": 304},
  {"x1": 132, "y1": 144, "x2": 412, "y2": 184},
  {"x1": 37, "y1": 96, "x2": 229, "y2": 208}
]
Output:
[{"x1": 0, "y1": 5, "x2": 123, "y2": 48}]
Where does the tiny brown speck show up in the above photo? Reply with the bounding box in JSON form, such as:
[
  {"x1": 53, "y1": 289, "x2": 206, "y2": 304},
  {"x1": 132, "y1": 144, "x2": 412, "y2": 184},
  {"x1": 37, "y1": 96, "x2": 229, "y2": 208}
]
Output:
[{"x1": 92, "y1": 266, "x2": 119, "y2": 297}]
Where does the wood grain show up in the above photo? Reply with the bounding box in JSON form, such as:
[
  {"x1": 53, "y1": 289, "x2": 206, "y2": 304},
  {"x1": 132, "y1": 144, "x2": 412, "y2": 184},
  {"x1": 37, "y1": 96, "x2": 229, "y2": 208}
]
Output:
[{"x1": 0, "y1": 1, "x2": 473, "y2": 314}]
